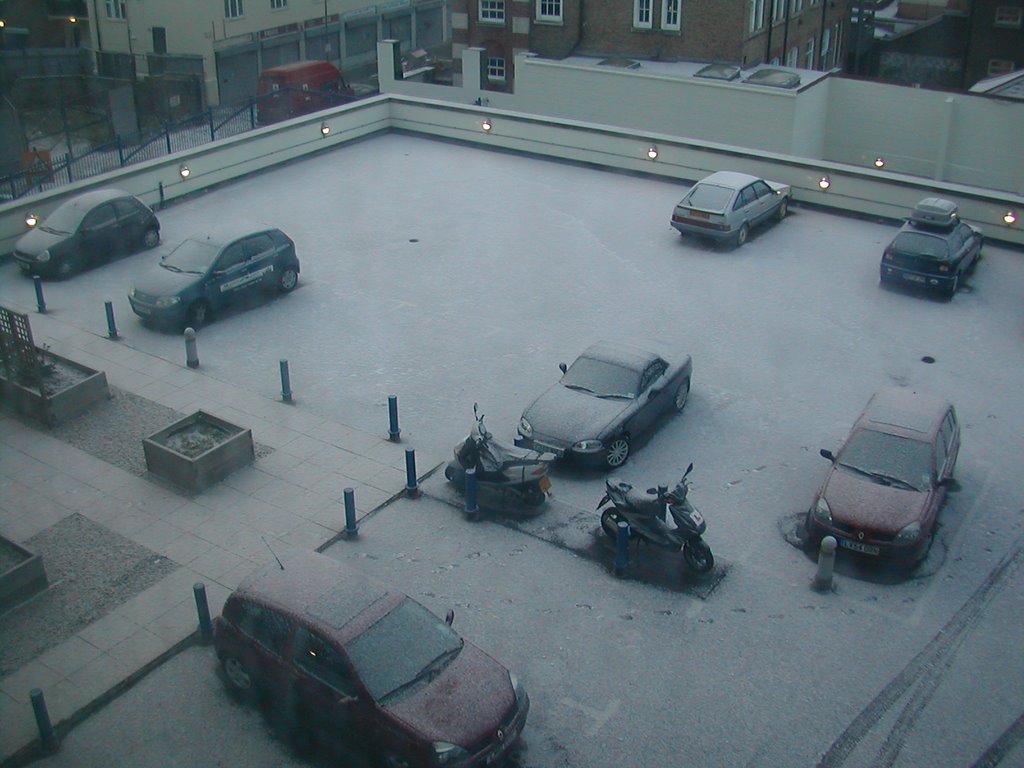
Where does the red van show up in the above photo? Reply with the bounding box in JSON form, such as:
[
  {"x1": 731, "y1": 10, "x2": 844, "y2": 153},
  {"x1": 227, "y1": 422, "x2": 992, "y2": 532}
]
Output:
[{"x1": 255, "y1": 60, "x2": 355, "y2": 125}]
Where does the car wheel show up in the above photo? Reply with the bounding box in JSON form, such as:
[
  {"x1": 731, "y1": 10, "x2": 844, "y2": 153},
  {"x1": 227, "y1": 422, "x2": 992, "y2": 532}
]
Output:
[
  {"x1": 944, "y1": 274, "x2": 959, "y2": 299},
  {"x1": 776, "y1": 197, "x2": 788, "y2": 221},
  {"x1": 278, "y1": 265, "x2": 299, "y2": 293},
  {"x1": 674, "y1": 377, "x2": 691, "y2": 411},
  {"x1": 605, "y1": 436, "x2": 630, "y2": 469},
  {"x1": 683, "y1": 539, "x2": 714, "y2": 573},
  {"x1": 142, "y1": 228, "x2": 160, "y2": 250},
  {"x1": 186, "y1": 300, "x2": 209, "y2": 329},
  {"x1": 55, "y1": 256, "x2": 79, "y2": 279},
  {"x1": 221, "y1": 654, "x2": 255, "y2": 698},
  {"x1": 600, "y1": 508, "x2": 628, "y2": 541},
  {"x1": 734, "y1": 223, "x2": 749, "y2": 247}
]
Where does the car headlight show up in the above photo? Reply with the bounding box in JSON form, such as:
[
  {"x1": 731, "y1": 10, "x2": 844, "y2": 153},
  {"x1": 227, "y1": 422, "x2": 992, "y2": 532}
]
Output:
[
  {"x1": 895, "y1": 521, "x2": 921, "y2": 544},
  {"x1": 155, "y1": 296, "x2": 181, "y2": 308},
  {"x1": 573, "y1": 439, "x2": 603, "y2": 452},
  {"x1": 37, "y1": 249, "x2": 51, "y2": 263},
  {"x1": 432, "y1": 741, "x2": 469, "y2": 766},
  {"x1": 509, "y1": 671, "x2": 526, "y2": 702},
  {"x1": 518, "y1": 416, "x2": 532, "y2": 437},
  {"x1": 812, "y1": 497, "x2": 832, "y2": 525}
]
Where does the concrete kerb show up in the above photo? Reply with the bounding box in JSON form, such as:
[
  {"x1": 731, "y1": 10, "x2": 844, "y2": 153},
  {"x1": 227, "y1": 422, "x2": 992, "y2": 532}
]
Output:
[{"x1": 0, "y1": 633, "x2": 200, "y2": 768}]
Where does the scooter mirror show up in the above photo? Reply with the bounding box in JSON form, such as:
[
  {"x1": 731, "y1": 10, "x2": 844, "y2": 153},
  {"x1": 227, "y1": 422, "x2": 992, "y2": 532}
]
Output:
[
  {"x1": 445, "y1": 609, "x2": 455, "y2": 626},
  {"x1": 559, "y1": 363, "x2": 568, "y2": 374}
]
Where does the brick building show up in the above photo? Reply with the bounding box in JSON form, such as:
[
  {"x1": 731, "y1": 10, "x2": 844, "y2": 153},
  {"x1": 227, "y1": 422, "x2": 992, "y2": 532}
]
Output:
[{"x1": 453, "y1": 0, "x2": 850, "y2": 89}]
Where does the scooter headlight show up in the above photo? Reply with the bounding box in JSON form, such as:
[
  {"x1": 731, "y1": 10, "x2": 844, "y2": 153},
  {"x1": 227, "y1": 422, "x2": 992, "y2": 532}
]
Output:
[
  {"x1": 518, "y1": 416, "x2": 532, "y2": 437},
  {"x1": 812, "y1": 497, "x2": 832, "y2": 525}
]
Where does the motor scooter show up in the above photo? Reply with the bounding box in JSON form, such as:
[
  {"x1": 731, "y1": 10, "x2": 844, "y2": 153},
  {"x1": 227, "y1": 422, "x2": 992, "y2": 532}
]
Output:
[
  {"x1": 596, "y1": 462, "x2": 714, "y2": 573},
  {"x1": 445, "y1": 404, "x2": 556, "y2": 509}
]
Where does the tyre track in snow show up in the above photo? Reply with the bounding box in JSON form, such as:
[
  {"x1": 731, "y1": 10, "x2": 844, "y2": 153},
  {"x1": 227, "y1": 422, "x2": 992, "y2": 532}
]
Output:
[{"x1": 816, "y1": 531, "x2": 1024, "y2": 768}]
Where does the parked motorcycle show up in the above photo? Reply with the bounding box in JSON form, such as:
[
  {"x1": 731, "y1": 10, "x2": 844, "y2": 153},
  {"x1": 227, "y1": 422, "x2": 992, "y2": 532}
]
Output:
[
  {"x1": 445, "y1": 404, "x2": 556, "y2": 509},
  {"x1": 597, "y1": 462, "x2": 714, "y2": 573}
]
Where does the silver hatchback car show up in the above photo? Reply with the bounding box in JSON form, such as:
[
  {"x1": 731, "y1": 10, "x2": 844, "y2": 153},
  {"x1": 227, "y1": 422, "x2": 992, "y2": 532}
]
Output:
[{"x1": 671, "y1": 171, "x2": 791, "y2": 247}]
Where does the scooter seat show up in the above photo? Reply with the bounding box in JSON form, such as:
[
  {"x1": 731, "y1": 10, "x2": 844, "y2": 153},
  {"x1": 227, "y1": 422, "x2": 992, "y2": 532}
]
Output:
[{"x1": 609, "y1": 477, "x2": 661, "y2": 512}]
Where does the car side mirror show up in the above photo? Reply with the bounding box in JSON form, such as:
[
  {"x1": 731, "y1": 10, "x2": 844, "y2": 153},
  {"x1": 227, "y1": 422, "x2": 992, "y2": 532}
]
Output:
[
  {"x1": 820, "y1": 448, "x2": 835, "y2": 461},
  {"x1": 445, "y1": 609, "x2": 455, "y2": 626},
  {"x1": 558, "y1": 363, "x2": 567, "y2": 374}
]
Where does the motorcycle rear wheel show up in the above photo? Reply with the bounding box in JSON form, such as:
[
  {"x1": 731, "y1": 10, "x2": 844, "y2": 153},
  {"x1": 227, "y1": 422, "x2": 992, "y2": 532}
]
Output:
[
  {"x1": 523, "y1": 483, "x2": 546, "y2": 507},
  {"x1": 600, "y1": 508, "x2": 628, "y2": 541},
  {"x1": 683, "y1": 539, "x2": 714, "y2": 573}
]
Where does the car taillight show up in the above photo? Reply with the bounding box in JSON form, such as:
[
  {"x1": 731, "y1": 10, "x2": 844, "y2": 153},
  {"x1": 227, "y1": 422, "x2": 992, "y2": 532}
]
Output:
[
  {"x1": 938, "y1": 264, "x2": 949, "y2": 272},
  {"x1": 883, "y1": 247, "x2": 894, "y2": 261}
]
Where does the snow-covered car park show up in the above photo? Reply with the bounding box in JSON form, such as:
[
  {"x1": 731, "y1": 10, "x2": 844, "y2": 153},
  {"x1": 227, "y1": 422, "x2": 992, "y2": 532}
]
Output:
[{"x1": 5, "y1": 133, "x2": 1024, "y2": 766}]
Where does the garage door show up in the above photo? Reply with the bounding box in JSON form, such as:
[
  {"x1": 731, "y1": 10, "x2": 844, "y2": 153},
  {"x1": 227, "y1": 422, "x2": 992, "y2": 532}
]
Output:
[
  {"x1": 261, "y1": 35, "x2": 300, "y2": 69},
  {"x1": 215, "y1": 45, "x2": 258, "y2": 106}
]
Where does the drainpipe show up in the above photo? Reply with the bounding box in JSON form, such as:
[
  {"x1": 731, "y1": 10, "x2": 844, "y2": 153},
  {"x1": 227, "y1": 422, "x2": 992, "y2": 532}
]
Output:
[
  {"x1": 765, "y1": 4, "x2": 774, "y2": 64},
  {"x1": 781, "y1": 0, "x2": 791, "y2": 64},
  {"x1": 818, "y1": 0, "x2": 828, "y2": 68},
  {"x1": 960, "y1": 0, "x2": 975, "y2": 89}
]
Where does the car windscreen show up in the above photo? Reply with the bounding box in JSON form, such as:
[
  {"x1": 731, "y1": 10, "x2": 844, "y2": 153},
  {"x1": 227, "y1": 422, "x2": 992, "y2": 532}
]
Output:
[
  {"x1": 40, "y1": 201, "x2": 89, "y2": 234},
  {"x1": 892, "y1": 231, "x2": 949, "y2": 260},
  {"x1": 345, "y1": 598, "x2": 464, "y2": 704},
  {"x1": 836, "y1": 428, "x2": 934, "y2": 492},
  {"x1": 684, "y1": 183, "x2": 733, "y2": 212},
  {"x1": 562, "y1": 356, "x2": 642, "y2": 399},
  {"x1": 161, "y1": 239, "x2": 221, "y2": 274}
]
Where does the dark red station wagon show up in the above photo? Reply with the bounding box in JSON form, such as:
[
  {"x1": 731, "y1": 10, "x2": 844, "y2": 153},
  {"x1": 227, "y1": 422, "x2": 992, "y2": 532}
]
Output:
[
  {"x1": 213, "y1": 553, "x2": 529, "y2": 766},
  {"x1": 806, "y1": 388, "x2": 960, "y2": 565}
]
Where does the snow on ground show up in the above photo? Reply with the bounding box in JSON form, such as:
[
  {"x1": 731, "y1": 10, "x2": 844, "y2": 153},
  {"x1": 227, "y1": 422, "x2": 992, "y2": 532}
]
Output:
[{"x1": 2, "y1": 132, "x2": 1023, "y2": 765}]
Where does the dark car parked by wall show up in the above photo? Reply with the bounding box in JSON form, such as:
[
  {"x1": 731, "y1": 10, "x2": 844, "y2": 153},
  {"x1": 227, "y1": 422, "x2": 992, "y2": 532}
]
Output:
[
  {"x1": 213, "y1": 553, "x2": 529, "y2": 768},
  {"x1": 880, "y1": 198, "x2": 982, "y2": 297},
  {"x1": 13, "y1": 189, "x2": 160, "y2": 278},
  {"x1": 128, "y1": 224, "x2": 300, "y2": 328}
]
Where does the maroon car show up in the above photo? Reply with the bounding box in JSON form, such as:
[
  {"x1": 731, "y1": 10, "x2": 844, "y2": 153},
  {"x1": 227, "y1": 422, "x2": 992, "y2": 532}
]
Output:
[
  {"x1": 213, "y1": 553, "x2": 528, "y2": 766},
  {"x1": 806, "y1": 388, "x2": 960, "y2": 565}
]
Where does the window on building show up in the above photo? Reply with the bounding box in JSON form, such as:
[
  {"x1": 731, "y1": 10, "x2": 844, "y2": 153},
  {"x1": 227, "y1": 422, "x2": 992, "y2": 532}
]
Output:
[
  {"x1": 634, "y1": 0, "x2": 653, "y2": 28},
  {"x1": 821, "y1": 27, "x2": 831, "y2": 68},
  {"x1": 750, "y1": 0, "x2": 766, "y2": 32},
  {"x1": 537, "y1": 0, "x2": 562, "y2": 21},
  {"x1": 994, "y1": 6, "x2": 1023, "y2": 28},
  {"x1": 988, "y1": 58, "x2": 1016, "y2": 75},
  {"x1": 225, "y1": 0, "x2": 244, "y2": 18},
  {"x1": 105, "y1": 0, "x2": 125, "y2": 19},
  {"x1": 488, "y1": 56, "x2": 506, "y2": 81},
  {"x1": 662, "y1": 0, "x2": 680, "y2": 30},
  {"x1": 786, "y1": 45, "x2": 798, "y2": 67},
  {"x1": 804, "y1": 36, "x2": 815, "y2": 68},
  {"x1": 271, "y1": 0, "x2": 287, "y2": 9},
  {"x1": 772, "y1": 0, "x2": 784, "y2": 22},
  {"x1": 792, "y1": 0, "x2": 803, "y2": 13},
  {"x1": 480, "y1": 0, "x2": 505, "y2": 22}
]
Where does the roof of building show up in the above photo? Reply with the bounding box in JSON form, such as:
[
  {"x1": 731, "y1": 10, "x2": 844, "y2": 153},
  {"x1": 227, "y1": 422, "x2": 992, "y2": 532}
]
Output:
[{"x1": 969, "y1": 70, "x2": 1024, "y2": 100}]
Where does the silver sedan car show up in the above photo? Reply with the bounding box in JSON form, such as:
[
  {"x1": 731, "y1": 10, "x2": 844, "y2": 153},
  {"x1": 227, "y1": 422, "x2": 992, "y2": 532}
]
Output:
[{"x1": 670, "y1": 171, "x2": 791, "y2": 247}]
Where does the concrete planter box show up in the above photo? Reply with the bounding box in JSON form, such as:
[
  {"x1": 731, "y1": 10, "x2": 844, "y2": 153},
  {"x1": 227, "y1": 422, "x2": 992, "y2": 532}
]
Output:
[
  {"x1": 0, "y1": 350, "x2": 109, "y2": 427},
  {"x1": 0, "y1": 536, "x2": 48, "y2": 615},
  {"x1": 143, "y1": 410, "x2": 255, "y2": 494}
]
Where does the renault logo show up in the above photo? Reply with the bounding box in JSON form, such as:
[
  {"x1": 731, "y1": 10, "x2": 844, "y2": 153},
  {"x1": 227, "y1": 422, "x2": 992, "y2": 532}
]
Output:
[
  {"x1": 857, "y1": 531, "x2": 865, "y2": 540},
  {"x1": 496, "y1": 728, "x2": 506, "y2": 742}
]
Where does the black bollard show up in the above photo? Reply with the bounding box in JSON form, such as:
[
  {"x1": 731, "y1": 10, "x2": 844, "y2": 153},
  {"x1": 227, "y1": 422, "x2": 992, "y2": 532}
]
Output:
[
  {"x1": 104, "y1": 301, "x2": 118, "y2": 339},
  {"x1": 387, "y1": 395, "x2": 401, "y2": 442},
  {"x1": 405, "y1": 447, "x2": 419, "y2": 498},
  {"x1": 344, "y1": 487, "x2": 358, "y2": 538},
  {"x1": 30, "y1": 688, "x2": 58, "y2": 754},
  {"x1": 279, "y1": 359, "x2": 293, "y2": 402},
  {"x1": 33, "y1": 276, "x2": 46, "y2": 313},
  {"x1": 193, "y1": 582, "x2": 213, "y2": 643},
  {"x1": 465, "y1": 467, "x2": 480, "y2": 521}
]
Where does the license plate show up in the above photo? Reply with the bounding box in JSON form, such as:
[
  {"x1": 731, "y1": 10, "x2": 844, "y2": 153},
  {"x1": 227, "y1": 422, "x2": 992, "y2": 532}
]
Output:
[
  {"x1": 539, "y1": 476, "x2": 552, "y2": 493},
  {"x1": 903, "y1": 274, "x2": 926, "y2": 283},
  {"x1": 534, "y1": 442, "x2": 563, "y2": 457},
  {"x1": 689, "y1": 210, "x2": 709, "y2": 219},
  {"x1": 839, "y1": 538, "x2": 879, "y2": 555}
]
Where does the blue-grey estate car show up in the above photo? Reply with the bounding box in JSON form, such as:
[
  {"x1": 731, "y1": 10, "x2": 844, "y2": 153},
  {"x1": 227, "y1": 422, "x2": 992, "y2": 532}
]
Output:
[
  {"x1": 129, "y1": 225, "x2": 300, "y2": 328},
  {"x1": 516, "y1": 341, "x2": 693, "y2": 469}
]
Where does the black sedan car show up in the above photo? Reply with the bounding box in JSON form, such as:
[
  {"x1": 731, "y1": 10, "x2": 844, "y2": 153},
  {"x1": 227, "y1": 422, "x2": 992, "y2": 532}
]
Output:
[
  {"x1": 880, "y1": 198, "x2": 982, "y2": 297},
  {"x1": 128, "y1": 225, "x2": 300, "y2": 328},
  {"x1": 516, "y1": 341, "x2": 693, "y2": 469},
  {"x1": 13, "y1": 189, "x2": 160, "y2": 278}
]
